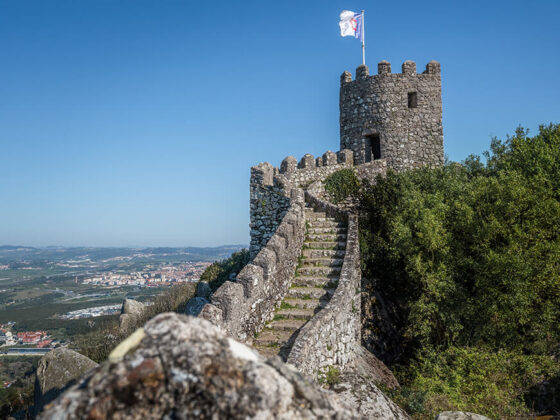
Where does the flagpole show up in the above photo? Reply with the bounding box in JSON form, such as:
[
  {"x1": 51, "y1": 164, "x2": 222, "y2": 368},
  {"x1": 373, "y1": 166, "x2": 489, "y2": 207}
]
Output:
[{"x1": 361, "y1": 10, "x2": 365, "y2": 66}]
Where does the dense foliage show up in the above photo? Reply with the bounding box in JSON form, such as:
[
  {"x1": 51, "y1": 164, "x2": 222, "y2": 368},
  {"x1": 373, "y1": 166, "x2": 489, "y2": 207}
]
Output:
[
  {"x1": 324, "y1": 168, "x2": 361, "y2": 204},
  {"x1": 0, "y1": 357, "x2": 37, "y2": 418},
  {"x1": 359, "y1": 124, "x2": 560, "y2": 417},
  {"x1": 200, "y1": 249, "x2": 250, "y2": 292}
]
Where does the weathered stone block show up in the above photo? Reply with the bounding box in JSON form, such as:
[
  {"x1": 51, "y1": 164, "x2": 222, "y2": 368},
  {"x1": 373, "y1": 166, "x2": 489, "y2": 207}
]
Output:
[
  {"x1": 237, "y1": 264, "x2": 264, "y2": 298},
  {"x1": 322, "y1": 151, "x2": 337, "y2": 166},
  {"x1": 378, "y1": 60, "x2": 391, "y2": 75},
  {"x1": 298, "y1": 153, "x2": 315, "y2": 169},
  {"x1": 337, "y1": 149, "x2": 354, "y2": 165},
  {"x1": 211, "y1": 281, "x2": 244, "y2": 324},
  {"x1": 280, "y1": 156, "x2": 297, "y2": 173},
  {"x1": 402, "y1": 60, "x2": 416, "y2": 75}
]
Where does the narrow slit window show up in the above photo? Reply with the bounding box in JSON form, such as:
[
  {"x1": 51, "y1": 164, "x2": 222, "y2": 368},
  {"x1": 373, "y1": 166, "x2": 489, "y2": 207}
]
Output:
[
  {"x1": 372, "y1": 135, "x2": 381, "y2": 160},
  {"x1": 408, "y1": 92, "x2": 418, "y2": 108}
]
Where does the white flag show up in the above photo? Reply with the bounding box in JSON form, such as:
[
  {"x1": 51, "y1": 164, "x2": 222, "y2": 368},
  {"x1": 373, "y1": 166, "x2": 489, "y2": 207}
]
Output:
[{"x1": 339, "y1": 10, "x2": 362, "y2": 39}]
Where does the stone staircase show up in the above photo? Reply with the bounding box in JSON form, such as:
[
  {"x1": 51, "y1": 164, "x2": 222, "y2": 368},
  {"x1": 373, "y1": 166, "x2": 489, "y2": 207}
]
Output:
[{"x1": 252, "y1": 204, "x2": 347, "y2": 360}]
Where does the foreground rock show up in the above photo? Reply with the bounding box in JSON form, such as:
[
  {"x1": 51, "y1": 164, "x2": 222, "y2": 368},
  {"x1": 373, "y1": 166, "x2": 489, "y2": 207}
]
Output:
[
  {"x1": 34, "y1": 348, "x2": 98, "y2": 416},
  {"x1": 119, "y1": 298, "x2": 146, "y2": 333},
  {"x1": 329, "y1": 346, "x2": 409, "y2": 419},
  {"x1": 435, "y1": 413, "x2": 490, "y2": 420},
  {"x1": 40, "y1": 313, "x2": 372, "y2": 419}
]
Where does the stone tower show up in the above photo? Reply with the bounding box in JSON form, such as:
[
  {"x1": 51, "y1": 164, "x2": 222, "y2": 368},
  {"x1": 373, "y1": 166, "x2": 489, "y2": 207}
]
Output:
[{"x1": 339, "y1": 60, "x2": 444, "y2": 170}]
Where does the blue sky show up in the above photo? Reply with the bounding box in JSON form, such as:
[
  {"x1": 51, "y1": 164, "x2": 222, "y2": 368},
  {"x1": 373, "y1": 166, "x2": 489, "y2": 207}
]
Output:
[{"x1": 1, "y1": 0, "x2": 558, "y2": 247}]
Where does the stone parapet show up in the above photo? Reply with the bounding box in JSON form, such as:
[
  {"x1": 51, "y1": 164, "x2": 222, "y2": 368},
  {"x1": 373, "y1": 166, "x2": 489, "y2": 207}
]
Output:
[{"x1": 202, "y1": 188, "x2": 306, "y2": 342}]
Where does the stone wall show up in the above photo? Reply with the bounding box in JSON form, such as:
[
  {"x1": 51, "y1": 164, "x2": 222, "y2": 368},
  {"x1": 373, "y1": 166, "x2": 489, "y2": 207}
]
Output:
[
  {"x1": 249, "y1": 163, "x2": 291, "y2": 258},
  {"x1": 201, "y1": 186, "x2": 306, "y2": 342},
  {"x1": 340, "y1": 60, "x2": 444, "y2": 170},
  {"x1": 286, "y1": 180, "x2": 362, "y2": 377}
]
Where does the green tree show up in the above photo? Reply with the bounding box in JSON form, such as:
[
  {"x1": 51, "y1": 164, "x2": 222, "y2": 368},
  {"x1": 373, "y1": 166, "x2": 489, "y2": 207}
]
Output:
[{"x1": 359, "y1": 124, "x2": 560, "y2": 417}]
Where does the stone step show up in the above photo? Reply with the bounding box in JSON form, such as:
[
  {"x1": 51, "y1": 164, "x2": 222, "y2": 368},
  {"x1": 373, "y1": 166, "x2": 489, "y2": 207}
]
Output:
[
  {"x1": 297, "y1": 266, "x2": 341, "y2": 277},
  {"x1": 306, "y1": 216, "x2": 337, "y2": 223},
  {"x1": 252, "y1": 344, "x2": 282, "y2": 358},
  {"x1": 253, "y1": 329, "x2": 295, "y2": 346},
  {"x1": 303, "y1": 241, "x2": 346, "y2": 250},
  {"x1": 301, "y1": 257, "x2": 344, "y2": 267},
  {"x1": 307, "y1": 227, "x2": 347, "y2": 234},
  {"x1": 293, "y1": 276, "x2": 339, "y2": 288},
  {"x1": 302, "y1": 249, "x2": 346, "y2": 258},
  {"x1": 305, "y1": 210, "x2": 326, "y2": 218},
  {"x1": 306, "y1": 233, "x2": 347, "y2": 242},
  {"x1": 287, "y1": 286, "x2": 335, "y2": 300},
  {"x1": 252, "y1": 328, "x2": 299, "y2": 360},
  {"x1": 283, "y1": 297, "x2": 327, "y2": 310},
  {"x1": 275, "y1": 308, "x2": 314, "y2": 320},
  {"x1": 267, "y1": 318, "x2": 307, "y2": 332},
  {"x1": 308, "y1": 220, "x2": 345, "y2": 228}
]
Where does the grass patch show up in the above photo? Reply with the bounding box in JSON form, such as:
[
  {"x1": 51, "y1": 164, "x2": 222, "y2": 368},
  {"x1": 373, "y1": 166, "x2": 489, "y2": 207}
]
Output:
[
  {"x1": 318, "y1": 365, "x2": 341, "y2": 386},
  {"x1": 279, "y1": 301, "x2": 296, "y2": 310}
]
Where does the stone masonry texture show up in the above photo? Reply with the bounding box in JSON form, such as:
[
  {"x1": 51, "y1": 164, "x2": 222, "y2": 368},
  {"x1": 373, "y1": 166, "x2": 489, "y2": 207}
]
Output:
[{"x1": 340, "y1": 61, "x2": 444, "y2": 169}]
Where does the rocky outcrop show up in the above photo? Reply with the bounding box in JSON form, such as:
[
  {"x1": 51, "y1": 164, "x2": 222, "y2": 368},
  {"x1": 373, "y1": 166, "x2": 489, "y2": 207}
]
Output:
[
  {"x1": 119, "y1": 298, "x2": 146, "y2": 333},
  {"x1": 333, "y1": 372, "x2": 409, "y2": 419},
  {"x1": 184, "y1": 296, "x2": 209, "y2": 316},
  {"x1": 34, "y1": 348, "x2": 98, "y2": 416},
  {"x1": 195, "y1": 281, "x2": 212, "y2": 299},
  {"x1": 39, "y1": 313, "x2": 407, "y2": 419},
  {"x1": 435, "y1": 412, "x2": 491, "y2": 420}
]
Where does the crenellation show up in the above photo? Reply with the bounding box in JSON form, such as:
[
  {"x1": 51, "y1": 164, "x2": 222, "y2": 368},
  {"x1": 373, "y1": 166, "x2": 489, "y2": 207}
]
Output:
[
  {"x1": 322, "y1": 150, "x2": 338, "y2": 166},
  {"x1": 236, "y1": 264, "x2": 263, "y2": 298},
  {"x1": 341, "y1": 70, "x2": 352, "y2": 85},
  {"x1": 299, "y1": 153, "x2": 315, "y2": 169},
  {"x1": 356, "y1": 64, "x2": 369, "y2": 80},
  {"x1": 280, "y1": 156, "x2": 297, "y2": 174},
  {"x1": 337, "y1": 149, "x2": 354, "y2": 165},
  {"x1": 425, "y1": 60, "x2": 441, "y2": 74},
  {"x1": 377, "y1": 60, "x2": 391, "y2": 75},
  {"x1": 402, "y1": 60, "x2": 416, "y2": 75},
  {"x1": 251, "y1": 162, "x2": 274, "y2": 186}
]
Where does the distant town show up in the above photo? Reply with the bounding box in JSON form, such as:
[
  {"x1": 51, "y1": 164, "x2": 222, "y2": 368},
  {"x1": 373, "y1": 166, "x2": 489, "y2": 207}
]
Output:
[
  {"x1": 0, "y1": 323, "x2": 55, "y2": 349},
  {"x1": 81, "y1": 261, "x2": 210, "y2": 287}
]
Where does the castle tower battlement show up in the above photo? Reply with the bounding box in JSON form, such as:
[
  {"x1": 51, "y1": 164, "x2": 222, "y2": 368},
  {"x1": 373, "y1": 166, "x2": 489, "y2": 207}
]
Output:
[{"x1": 340, "y1": 60, "x2": 444, "y2": 169}]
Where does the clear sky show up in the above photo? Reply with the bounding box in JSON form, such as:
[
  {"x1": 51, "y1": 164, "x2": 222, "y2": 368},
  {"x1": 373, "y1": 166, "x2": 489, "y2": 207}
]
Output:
[{"x1": 1, "y1": 0, "x2": 558, "y2": 247}]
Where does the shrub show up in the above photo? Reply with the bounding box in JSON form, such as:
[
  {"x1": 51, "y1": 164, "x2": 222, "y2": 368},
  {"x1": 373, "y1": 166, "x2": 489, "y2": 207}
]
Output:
[
  {"x1": 318, "y1": 365, "x2": 341, "y2": 386},
  {"x1": 200, "y1": 249, "x2": 250, "y2": 292},
  {"x1": 324, "y1": 169, "x2": 361, "y2": 204},
  {"x1": 391, "y1": 347, "x2": 560, "y2": 419}
]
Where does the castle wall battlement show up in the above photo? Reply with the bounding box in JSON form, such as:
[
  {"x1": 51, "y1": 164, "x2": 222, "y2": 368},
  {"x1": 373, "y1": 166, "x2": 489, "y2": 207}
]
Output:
[
  {"x1": 249, "y1": 149, "x2": 387, "y2": 256},
  {"x1": 201, "y1": 187, "x2": 307, "y2": 342}
]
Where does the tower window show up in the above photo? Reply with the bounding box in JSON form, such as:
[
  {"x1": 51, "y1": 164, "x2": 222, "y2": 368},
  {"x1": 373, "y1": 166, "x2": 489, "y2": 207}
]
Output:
[
  {"x1": 408, "y1": 92, "x2": 418, "y2": 108},
  {"x1": 365, "y1": 134, "x2": 381, "y2": 161}
]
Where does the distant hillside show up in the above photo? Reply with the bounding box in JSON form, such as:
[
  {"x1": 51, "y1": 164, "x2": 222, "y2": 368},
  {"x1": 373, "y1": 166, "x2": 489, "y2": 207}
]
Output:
[{"x1": 0, "y1": 245, "x2": 247, "y2": 264}]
